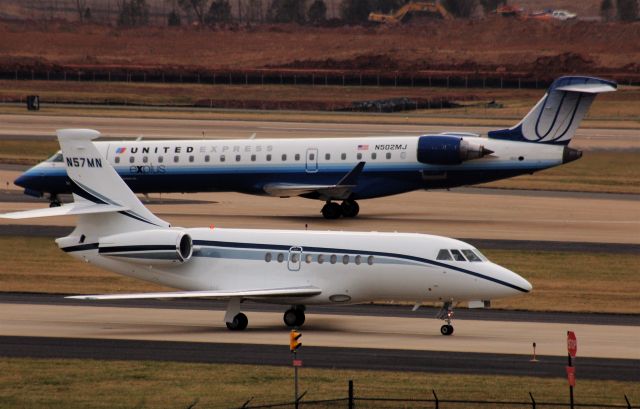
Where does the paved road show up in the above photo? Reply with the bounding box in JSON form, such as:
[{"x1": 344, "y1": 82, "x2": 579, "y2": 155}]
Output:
[{"x1": 1, "y1": 335, "x2": 637, "y2": 381}]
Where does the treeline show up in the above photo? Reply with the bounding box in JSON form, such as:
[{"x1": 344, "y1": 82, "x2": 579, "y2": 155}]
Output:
[{"x1": 82, "y1": 0, "x2": 638, "y2": 27}]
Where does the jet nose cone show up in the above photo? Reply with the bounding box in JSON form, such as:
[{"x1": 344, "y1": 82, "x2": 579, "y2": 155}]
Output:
[{"x1": 14, "y1": 172, "x2": 30, "y2": 188}]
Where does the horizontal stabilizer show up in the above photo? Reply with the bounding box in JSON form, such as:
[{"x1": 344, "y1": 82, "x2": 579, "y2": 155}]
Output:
[
  {"x1": 555, "y1": 83, "x2": 616, "y2": 94},
  {"x1": 0, "y1": 202, "x2": 128, "y2": 219},
  {"x1": 66, "y1": 286, "x2": 322, "y2": 300}
]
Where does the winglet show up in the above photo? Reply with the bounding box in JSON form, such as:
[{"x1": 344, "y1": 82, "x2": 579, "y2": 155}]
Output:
[{"x1": 337, "y1": 161, "x2": 366, "y2": 186}]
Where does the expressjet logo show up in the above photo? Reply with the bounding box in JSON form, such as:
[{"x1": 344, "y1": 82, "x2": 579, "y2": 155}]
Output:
[
  {"x1": 130, "y1": 165, "x2": 166, "y2": 174},
  {"x1": 66, "y1": 157, "x2": 103, "y2": 168}
]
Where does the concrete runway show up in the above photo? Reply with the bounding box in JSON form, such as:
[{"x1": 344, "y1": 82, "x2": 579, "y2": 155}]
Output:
[
  {"x1": 0, "y1": 300, "x2": 638, "y2": 380},
  {"x1": 1, "y1": 188, "x2": 638, "y2": 244},
  {"x1": 1, "y1": 113, "x2": 639, "y2": 150}
]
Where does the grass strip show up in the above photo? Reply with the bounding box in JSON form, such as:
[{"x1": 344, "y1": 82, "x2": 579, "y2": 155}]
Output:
[{"x1": 0, "y1": 358, "x2": 637, "y2": 408}]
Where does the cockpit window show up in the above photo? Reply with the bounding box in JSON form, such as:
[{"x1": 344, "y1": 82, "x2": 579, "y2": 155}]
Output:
[
  {"x1": 472, "y1": 248, "x2": 488, "y2": 261},
  {"x1": 46, "y1": 152, "x2": 64, "y2": 162},
  {"x1": 436, "y1": 249, "x2": 452, "y2": 261},
  {"x1": 461, "y1": 249, "x2": 482, "y2": 262},
  {"x1": 450, "y1": 249, "x2": 466, "y2": 261}
]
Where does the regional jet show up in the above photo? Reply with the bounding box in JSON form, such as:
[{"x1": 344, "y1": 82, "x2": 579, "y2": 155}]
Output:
[
  {"x1": 15, "y1": 76, "x2": 615, "y2": 218},
  {"x1": 1, "y1": 129, "x2": 532, "y2": 335}
]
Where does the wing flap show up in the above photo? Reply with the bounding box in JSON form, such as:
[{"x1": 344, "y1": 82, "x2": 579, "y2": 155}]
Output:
[{"x1": 66, "y1": 286, "x2": 322, "y2": 300}]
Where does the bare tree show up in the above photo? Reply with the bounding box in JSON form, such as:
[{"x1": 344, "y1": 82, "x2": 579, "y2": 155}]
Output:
[
  {"x1": 76, "y1": 0, "x2": 87, "y2": 22},
  {"x1": 178, "y1": 0, "x2": 209, "y2": 24}
]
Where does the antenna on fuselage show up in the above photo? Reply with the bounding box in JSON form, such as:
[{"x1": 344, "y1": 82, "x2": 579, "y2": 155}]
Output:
[
  {"x1": 249, "y1": 133, "x2": 257, "y2": 140},
  {"x1": 135, "y1": 135, "x2": 143, "y2": 141}
]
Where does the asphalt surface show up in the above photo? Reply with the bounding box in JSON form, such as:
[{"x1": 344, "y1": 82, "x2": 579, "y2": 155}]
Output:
[
  {"x1": 2, "y1": 292, "x2": 638, "y2": 326},
  {"x1": 1, "y1": 335, "x2": 637, "y2": 381}
]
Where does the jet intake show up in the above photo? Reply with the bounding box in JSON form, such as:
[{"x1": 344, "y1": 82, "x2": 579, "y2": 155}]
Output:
[
  {"x1": 417, "y1": 135, "x2": 493, "y2": 165},
  {"x1": 98, "y1": 229, "x2": 193, "y2": 265}
]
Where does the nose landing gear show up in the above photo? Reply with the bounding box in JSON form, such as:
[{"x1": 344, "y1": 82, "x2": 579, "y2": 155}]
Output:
[{"x1": 437, "y1": 301, "x2": 454, "y2": 336}]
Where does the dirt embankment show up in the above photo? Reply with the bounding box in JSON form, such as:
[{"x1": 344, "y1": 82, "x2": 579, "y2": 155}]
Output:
[{"x1": 0, "y1": 18, "x2": 638, "y2": 82}]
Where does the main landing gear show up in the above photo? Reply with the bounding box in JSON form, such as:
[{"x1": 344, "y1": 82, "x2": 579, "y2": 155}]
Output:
[
  {"x1": 283, "y1": 305, "x2": 306, "y2": 327},
  {"x1": 437, "y1": 301, "x2": 455, "y2": 336},
  {"x1": 48, "y1": 194, "x2": 61, "y2": 208},
  {"x1": 321, "y1": 200, "x2": 360, "y2": 219},
  {"x1": 224, "y1": 300, "x2": 308, "y2": 331}
]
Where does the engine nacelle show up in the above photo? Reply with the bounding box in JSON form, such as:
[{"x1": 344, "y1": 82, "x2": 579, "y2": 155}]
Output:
[
  {"x1": 98, "y1": 229, "x2": 193, "y2": 265},
  {"x1": 417, "y1": 135, "x2": 493, "y2": 165}
]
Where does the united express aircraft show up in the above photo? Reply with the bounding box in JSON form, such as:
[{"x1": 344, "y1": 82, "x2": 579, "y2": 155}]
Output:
[
  {"x1": 15, "y1": 76, "x2": 615, "y2": 219},
  {"x1": 1, "y1": 129, "x2": 532, "y2": 335}
]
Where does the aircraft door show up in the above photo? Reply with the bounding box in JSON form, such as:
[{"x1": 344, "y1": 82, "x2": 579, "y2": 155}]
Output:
[
  {"x1": 288, "y1": 246, "x2": 302, "y2": 271},
  {"x1": 305, "y1": 148, "x2": 318, "y2": 173}
]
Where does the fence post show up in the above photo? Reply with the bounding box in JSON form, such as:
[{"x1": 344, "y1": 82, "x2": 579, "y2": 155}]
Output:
[
  {"x1": 624, "y1": 394, "x2": 631, "y2": 409},
  {"x1": 529, "y1": 392, "x2": 536, "y2": 409},
  {"x1": 432, "y1": 390, "x2": 438, "y2": 409},
  {"x1": 348, "y1": 380, "x2": 354, "y2": 409}
]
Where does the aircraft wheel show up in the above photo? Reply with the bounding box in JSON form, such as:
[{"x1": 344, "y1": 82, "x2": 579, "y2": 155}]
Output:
[
  {"x1": 226, "y1": 313, "x2": 248, "y2": 331},
  {"x1": 283, "y1": 308, "x2": 306, "y2": 327},
  {"x1": 440, "y1": 324, "x2": 454, "y2": 336},
  {"x1": 321, "y1": 202, "x2": 341, "y2": 219},
  {"x1": 340, "y1": 200, "x2": 360, "y2": 218}
]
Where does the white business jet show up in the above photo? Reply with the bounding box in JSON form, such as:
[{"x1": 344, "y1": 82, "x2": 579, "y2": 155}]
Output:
[{"x1": 2, "y1": 129, "x2": 532, "y2": 335}]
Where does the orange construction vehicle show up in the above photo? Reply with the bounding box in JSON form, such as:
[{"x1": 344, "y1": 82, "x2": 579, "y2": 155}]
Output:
[{"x1": 368, "y1": 1, "x2": 451, "y2": 24}]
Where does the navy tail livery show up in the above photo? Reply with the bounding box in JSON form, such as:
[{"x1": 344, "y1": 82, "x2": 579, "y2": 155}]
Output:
[
  {"x1": 15, "y1": 76, "x2": 616, "y2": 219},
  {"x1": 1, "y1": 129, "x2": 532, "y2": 335}
]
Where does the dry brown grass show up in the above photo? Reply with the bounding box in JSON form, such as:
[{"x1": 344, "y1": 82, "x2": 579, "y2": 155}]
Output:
[
  {"x1": 1, "y1": 237, "x2": 638, "y2": 313},
  {"x1": 0, "y1": 358, "x2": 637, "y2": 408}
]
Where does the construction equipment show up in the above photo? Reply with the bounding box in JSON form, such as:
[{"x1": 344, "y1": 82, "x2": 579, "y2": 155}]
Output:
[{"x1": 368, "y1": 1, "x2": 451, "y2": 24}]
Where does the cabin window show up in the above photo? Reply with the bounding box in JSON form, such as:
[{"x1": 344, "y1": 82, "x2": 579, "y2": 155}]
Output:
[
  {"x1": 220, "y1": 155, "x2": 226, "y2": 162},
  {"x1": 266, "y1": 154, "x2": 272, "y2": 162},
  {"x1": 235, "y1": 155, "x2": 241, "y2": 162},
  {"x1": 277, "y1": 253, "x2": 284, "y2": 263},
  {"x1": 371, "y1": 152, "x2": 377, "y2": 160},
  {"x1": 342, "y1": 255, "x2": 349, "y2": 264},
  {"x1": 158, "y1": 156, "x2": 164, "y2": 163},
  {"x1": 355, "y1": 255, "x2": 362, "y2": 265},
  {"x1": 142, "y1": 156, "x2": 148, "y2": 163},
  {"x1": 174, "y1": 156, "x2": 180, "y2": 163},
  {"x1": 309, "y1": 153, "x2": 315, "y2": 160},
  {"x1": 305, "y1": 254, "x2": 312, "y2": 263},
  {"x1": 282, "y1": 154, "x2": 287, "y2": 161},
  {"x1": 386, "y1": 152, "x2": 391, "y2": 160},
  {"x1": 462, "y1": 249, "x2": 482, "y2": 262},
  {"x1": 367, "y1": 255, "x2": 374, "y2": 265},
  {"x1": 450, "y1": 249, "x2": 466, "y2": 262},
  {"x1": 325, "y1": 153, "x2": 331, "y2": 160},
  {"x1": 251, "y1": 154, "x2": 256, "y2": 162},
  {"x1": 295, "y1": 153, "x2": 301, "y2": 161},
  {"x1": 290, "y1": 253, "x2": 299, "y2": 263},
  {"x1": 357, "y1": 153, "x2": 362, "y2": 160},
  {"x1": 265, "y1": 253, "x2": 272, "y2": 262},
  {"x1": 317, "y1": 254, "x2": 325, "y2": 264},
  {"x1": 400, "y1": 152, "x2": 407, "y2": 159},
  {"x1": 114, "y1": 157, "x2": 120, "y2": 164},
  {"x1": 341, "y1": 153, "x2": 347, "y2": 160},
  {"x1": 189, "y1": 155, "x2": 195, "y2": 163},
  {"x1": 129, "y1": 156, "x2": 135, "y2": 164},
  {"x1": 204, "y1": 155, "x2": 210, "y2": 162},
  {"x1": 330, "y1": 254, "x2": 337, "y2": 264},
  {"x1": 436, "y1": 249, "x2": 453, "y2": 261}
]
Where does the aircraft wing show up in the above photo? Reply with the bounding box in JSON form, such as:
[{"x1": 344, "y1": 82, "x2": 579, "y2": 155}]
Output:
[
  {"x1": 0, "y1": 202, "x2": 128, "y2": 219},
  {"x1": 263, "y1": 161, "x2": 365, "y2": 200},
  {"x1": 66, "y1": 286, "x2": 322, "y2": 300}
]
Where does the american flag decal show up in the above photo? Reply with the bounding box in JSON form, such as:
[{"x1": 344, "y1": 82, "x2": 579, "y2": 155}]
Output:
[
  {"x1": 115, "y1": 147, "x2": 126, "y2": 154},
  {"x1": 357, "y1": 144, "x2": 369, "y2": 151}
]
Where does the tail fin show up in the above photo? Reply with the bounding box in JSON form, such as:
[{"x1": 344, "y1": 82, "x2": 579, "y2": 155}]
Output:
[
  {"x1": 488, "y1": 76, "x2": 616, "y2": 145},
  {"x1": 1, "y1": 129, "x2": 169, "y2": 234}
]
